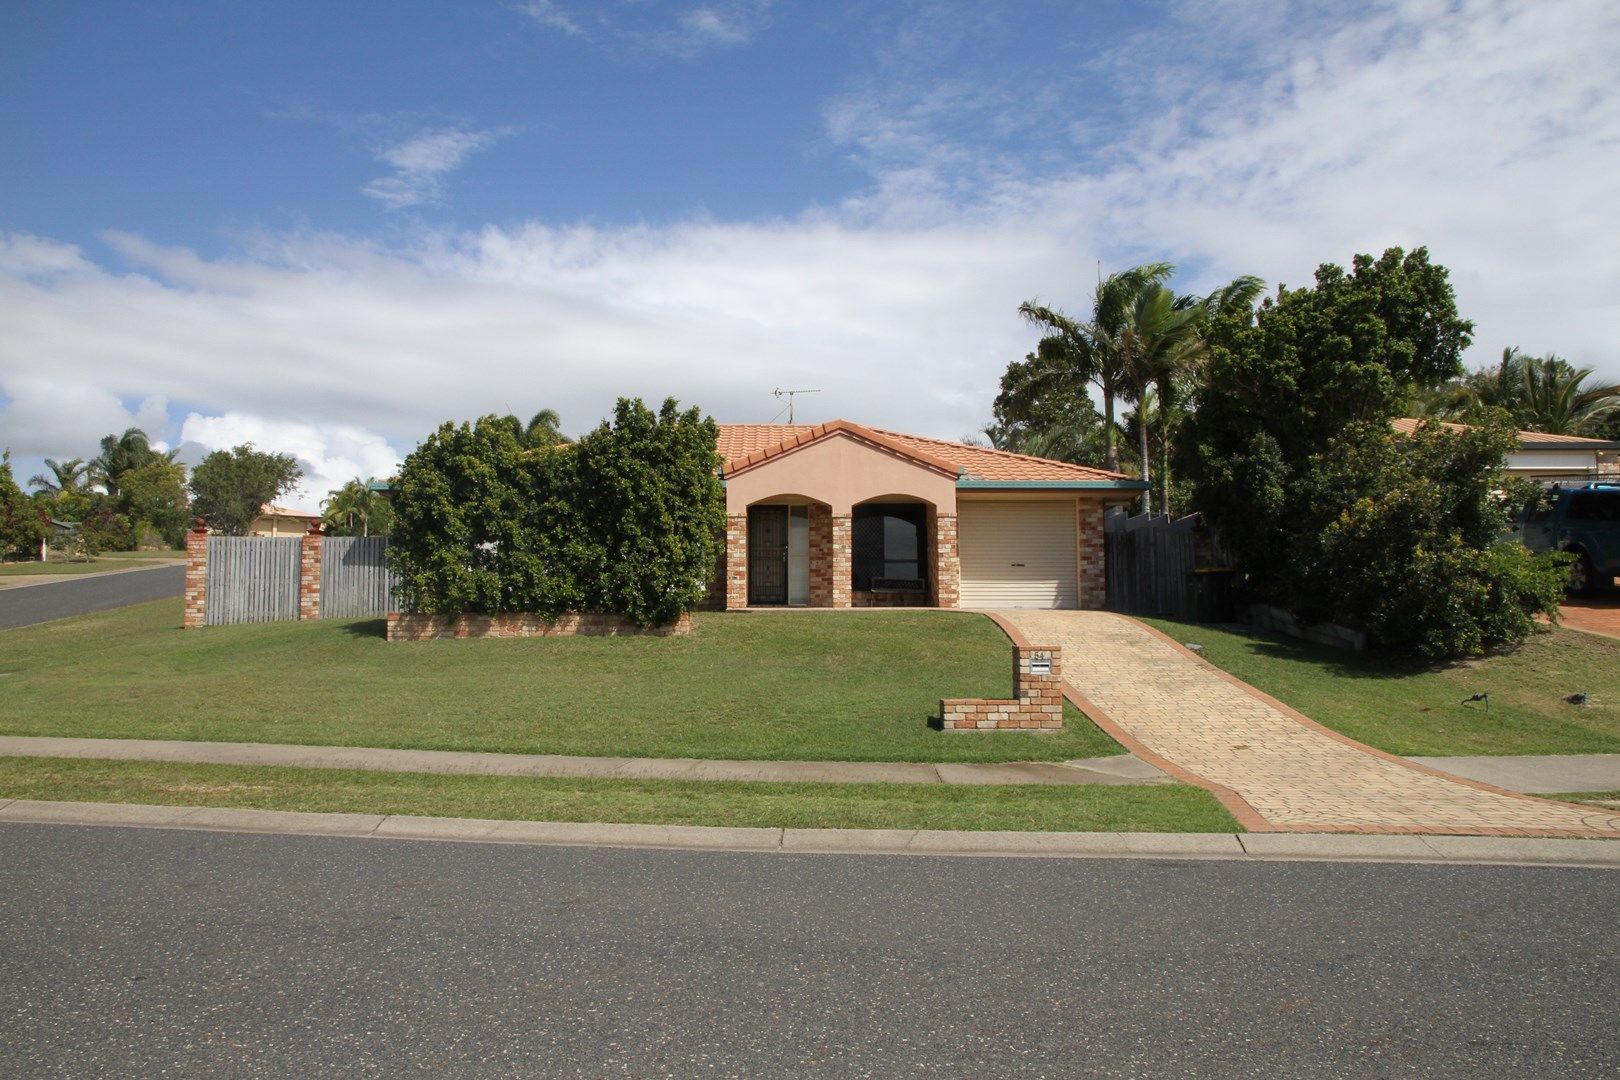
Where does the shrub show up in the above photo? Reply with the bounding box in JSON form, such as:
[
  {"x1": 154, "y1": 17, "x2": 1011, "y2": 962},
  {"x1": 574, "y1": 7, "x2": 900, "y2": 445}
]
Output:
[{"x1": 388, "y1": 398, "x2": 724, "y2": 627}]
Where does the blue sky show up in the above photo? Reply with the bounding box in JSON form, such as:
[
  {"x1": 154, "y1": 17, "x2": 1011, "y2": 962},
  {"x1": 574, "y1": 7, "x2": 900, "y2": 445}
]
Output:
[{"x1": 3, "y1": 1, "x2": 1618, "y2": 508}]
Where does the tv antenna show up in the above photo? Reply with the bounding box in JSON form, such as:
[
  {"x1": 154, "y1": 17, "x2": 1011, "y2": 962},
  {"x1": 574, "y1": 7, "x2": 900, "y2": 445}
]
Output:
[{"x1": 772, "y1": 387, "x2": 821, "y2": 423}]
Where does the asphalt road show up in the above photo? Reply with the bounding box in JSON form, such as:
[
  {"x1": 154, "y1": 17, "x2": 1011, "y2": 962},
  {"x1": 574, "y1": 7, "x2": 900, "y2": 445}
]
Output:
[
  {"x1": 0, "y1": 825, "x2": 1614, "y2": 1077},
  {"x1": 0, "y1": 564, "x2": 182, "y2": 630}
]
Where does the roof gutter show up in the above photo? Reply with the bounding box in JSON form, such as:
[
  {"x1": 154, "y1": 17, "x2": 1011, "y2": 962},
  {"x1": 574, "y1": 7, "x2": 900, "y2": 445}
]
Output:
[{"x1": 956, "y1": 479, "x2": 1150, "y2": 490}]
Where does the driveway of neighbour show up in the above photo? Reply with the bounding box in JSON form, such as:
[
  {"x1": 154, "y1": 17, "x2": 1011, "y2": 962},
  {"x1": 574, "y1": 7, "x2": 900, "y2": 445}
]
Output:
[
  {"x1": 998, "y1": 610, "x2": 1620, "y2": 838},
  {"x1": 1560, "y1": 596, "x2": 1620, "y2": 641},
  {"x1": 0, "y1": 564, "x2": 182, "y2": 630}
]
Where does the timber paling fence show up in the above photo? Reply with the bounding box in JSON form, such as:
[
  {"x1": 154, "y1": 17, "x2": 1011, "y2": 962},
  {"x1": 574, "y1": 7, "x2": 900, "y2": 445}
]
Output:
[
  {"x1": 1104, "y1": 511, "x2": 1230, "y2": 621},
  {"x1": 200, "y1": 535, "x2": 397, "y2": 626},
  {"x1": 320, "y1": 537, "x2": 398, "y2": 618}
]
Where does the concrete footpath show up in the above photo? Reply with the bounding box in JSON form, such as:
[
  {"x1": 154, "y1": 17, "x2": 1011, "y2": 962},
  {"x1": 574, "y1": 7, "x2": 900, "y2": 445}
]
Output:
[
  {"x1": 0, "y1": 735, "x2": 1168, "y2": 786},
  {"x1": 0, "y1": 798, "x2": 1616, "y2": 867}
]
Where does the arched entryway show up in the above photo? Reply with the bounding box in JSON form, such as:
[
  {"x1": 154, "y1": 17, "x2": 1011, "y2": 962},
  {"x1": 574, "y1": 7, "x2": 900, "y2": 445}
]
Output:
[{"x1": 852, "y1": 497, "x2": 933, "y2": 607}]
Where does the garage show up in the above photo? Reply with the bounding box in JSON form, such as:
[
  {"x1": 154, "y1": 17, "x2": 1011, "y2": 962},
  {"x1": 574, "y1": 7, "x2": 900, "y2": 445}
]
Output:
[{"x1": 957, "y1": 500, "x2": 1079, "y2": 608}]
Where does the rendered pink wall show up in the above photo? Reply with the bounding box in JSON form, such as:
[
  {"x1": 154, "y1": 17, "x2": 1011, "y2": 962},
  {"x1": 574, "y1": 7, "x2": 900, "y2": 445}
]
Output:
[{"x1": 724, "y1": 432, "x2": 958, "y2": 516}]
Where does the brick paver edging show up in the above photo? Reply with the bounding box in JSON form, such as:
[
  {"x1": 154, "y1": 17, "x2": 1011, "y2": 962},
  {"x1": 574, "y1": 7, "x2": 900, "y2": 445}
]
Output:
[
  {"x1": 983, "y1": 610, "x2": 1620, "y2": 838},
  {"x1": 1123, "y1": 616, "x2": 1620, "y2": 835},
  {"x1": 983, "y1": 612, "x2": 1273, "y2": 832}
]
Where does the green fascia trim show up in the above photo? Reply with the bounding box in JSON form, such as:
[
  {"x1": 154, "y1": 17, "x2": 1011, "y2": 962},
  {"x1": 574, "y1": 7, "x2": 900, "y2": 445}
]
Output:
[{"x1": 956, "y1": 479, "x2": 1150, "y2": 490}]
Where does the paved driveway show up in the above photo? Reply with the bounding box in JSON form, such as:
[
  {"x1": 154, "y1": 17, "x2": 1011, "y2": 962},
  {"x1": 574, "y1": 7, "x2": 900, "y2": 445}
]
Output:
[
  {"x1": 1000, "y1": 610, "x2": 1620, "y2": 838},
  {"x1": 0, "y1": 564, "x2": 182, "y2": 631},
  {"x1": 1560, "y1": 595, "x2": 1620, "y2": 640}
]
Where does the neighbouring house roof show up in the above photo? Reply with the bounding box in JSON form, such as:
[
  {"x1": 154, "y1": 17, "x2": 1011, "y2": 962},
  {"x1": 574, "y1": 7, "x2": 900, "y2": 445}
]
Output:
[
  {"x1": 1392, "y1": 417, "x2": 1620, "y2": 451},
  {"x1": 715, "y1": 420, "x2": 1142, "y2": 486},
  {"x1": 257, "y1": 504, "x2": 319, "y2": 519}
]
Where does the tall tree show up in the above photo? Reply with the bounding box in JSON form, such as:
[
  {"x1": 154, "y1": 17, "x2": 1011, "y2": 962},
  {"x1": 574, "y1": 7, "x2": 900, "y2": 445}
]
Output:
[
  {"x1": 1518, "y1": 355, "x2": 1620, "y2": 435},
  {"x1": 90, "y1": 428, "x2": 176, "y2": 499},
  {"x1": 188, "y1": 445, "x2": 302, "y2": 535},
  {"x1": 1018, "y1": 262, "x2": 1175, "y2": 472},
  {"x1": 1, "y1": 451, "x2": 46, "y2": 558},
  {"x1": 28, "y1": 457, "x2": 88, "y2": 496}
]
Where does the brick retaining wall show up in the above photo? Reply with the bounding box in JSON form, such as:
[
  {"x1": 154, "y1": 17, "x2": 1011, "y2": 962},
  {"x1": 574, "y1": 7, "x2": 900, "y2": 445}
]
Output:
[
  {"x1": 387, "y1": 611, "x2": 693, "y2": 640},
  {"x1": 940, "y1": 645, "x2": 1064, "y2": 731}
]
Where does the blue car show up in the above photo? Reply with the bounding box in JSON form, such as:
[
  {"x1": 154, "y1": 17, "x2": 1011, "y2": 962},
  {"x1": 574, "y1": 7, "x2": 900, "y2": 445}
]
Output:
[{"x1": 1517, "y1": 484, "x2": 1620, "y2": 595}]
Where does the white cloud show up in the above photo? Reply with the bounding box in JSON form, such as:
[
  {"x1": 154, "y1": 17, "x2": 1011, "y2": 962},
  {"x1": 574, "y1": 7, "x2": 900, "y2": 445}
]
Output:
[
  {"x1": 362, "y1": 126, "x2": 511, "y2": 209},
  {"x1": 518, "y1": 1, "x2": 586, "y2": 38},
  {"x1": 178, "y1": 413, "x2": 404, "y2": 515},
  {"x1": 0, "y1": 233, "x2": 97, "y2": 279},
  {"x1": 2, "y1": 0, "x2": 1617, "y2": 489}
]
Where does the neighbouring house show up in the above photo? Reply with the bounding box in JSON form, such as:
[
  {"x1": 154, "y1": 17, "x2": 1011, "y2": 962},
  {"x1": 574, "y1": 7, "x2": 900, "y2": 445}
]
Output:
[
  {"x1": 1394, "y1": 418, "x2": 1620, "y2": 485},
  {"x1": 710, "y1": 420, "x2": 1146, "y2": 610},
  {"x1": 248, "y1": 504, "x2": 320, "y2": 537}
]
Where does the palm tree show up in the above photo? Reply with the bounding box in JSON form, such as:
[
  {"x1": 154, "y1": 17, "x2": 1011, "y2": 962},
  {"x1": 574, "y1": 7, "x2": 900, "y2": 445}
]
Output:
[
  {"x1": 90, "y1": 428, "x2": 178, "y2": 498},
  {"x1": 28, "y1": 457, "x2": 87, "y2": 495},
  {"x1": 1518, "y1": 356, "x2": 1620, "y2": 435},
  {"x1": 321, "y1": 478, "x2": 393, "y2": 537},
  {"x1": 521, "y1": 409, "x2": 568, "y2": 449},
  {"x1": 1019, "y1": 262, "x2": 1175, "y2": 472}
]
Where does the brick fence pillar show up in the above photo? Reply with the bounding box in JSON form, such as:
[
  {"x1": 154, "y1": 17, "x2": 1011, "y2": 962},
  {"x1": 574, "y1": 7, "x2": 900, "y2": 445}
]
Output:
[
  {"x1": 830, "y1": 513, "x2": 852, "y2": 608},
  {"x1": 934, "y1": 511, "x2": 959, "y2": 608},
  {"x1": 1078, "y1": 500, "x2": 1106, "y2": 610},
  {"x1": 725, "y1": 513, "x2": 748, "y2": 610},
  {"x1": 298, "y1": 523, "x2": 323, "y2": 620},
  {"x1": 183, "y1": 519, "x2": 208, "y2": 628}
]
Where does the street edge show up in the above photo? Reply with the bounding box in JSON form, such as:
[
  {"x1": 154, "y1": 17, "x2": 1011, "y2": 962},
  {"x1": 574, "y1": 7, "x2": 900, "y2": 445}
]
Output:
[{"x1": 0, "y1": 799, "x2": 1616, "y2": 867}]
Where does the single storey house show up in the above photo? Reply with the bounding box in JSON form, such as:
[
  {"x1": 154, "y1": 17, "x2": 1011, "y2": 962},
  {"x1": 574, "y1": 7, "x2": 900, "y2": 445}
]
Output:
[
  {"x1": 1393, "y1": 418, "x2": 1620, "y2": 485},
  {"x1": 248, "y1": 504, "x2": 320, "y2": 537},
  {"x1": 710, "y1": 420, "x2": 1146, "y2": 610}
]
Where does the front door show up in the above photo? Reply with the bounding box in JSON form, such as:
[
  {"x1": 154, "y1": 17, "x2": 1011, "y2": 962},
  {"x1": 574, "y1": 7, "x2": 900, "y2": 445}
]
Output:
[{"x1": 748, "y1": 506, "x2": 790, "y2": 605}]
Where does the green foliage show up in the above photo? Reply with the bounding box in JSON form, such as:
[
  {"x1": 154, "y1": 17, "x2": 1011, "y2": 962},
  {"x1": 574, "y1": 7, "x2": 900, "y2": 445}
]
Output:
[
  {"x1": 74, "y1": 507, "x2": 132, "y2": 557},
  {"x1": 1183, "y1": 247, "x2": 1561, "y2": 659},
  {"x1": 388, "y1": 397, "x2": 725, "y2": 627},
  {"x1": 322, "y1": 478, "x2": 395, "y2": 537},
  {"x1": 117, "y1": 458, "x2": 189, "y2": 546},
  {"x1": 188, "y1": 445, "x2": 302, "y2": 535},
  {"x1": 1423, "y1": 347, "x2": 1620, "y2": 435},
  {"x1": 1, "y1": 451, "x2": 47, "y2": 557}
]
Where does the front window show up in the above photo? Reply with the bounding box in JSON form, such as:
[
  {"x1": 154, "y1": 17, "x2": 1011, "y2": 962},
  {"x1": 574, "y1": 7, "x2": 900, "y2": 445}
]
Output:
[{"x1": 852, "y1": 503, "x2": 926, "y2": 590}]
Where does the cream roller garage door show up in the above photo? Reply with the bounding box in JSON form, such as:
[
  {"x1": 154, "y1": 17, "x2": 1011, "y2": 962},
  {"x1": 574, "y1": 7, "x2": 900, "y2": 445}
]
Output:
[{"x1": 957, "y1": 501, "x2": 1078, "y2": 608}]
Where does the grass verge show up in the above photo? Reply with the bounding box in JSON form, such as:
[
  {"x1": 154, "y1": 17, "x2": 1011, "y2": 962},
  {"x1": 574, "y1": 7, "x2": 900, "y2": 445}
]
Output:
[
  {"x1": 1142, "y1": 618, "x2": 1620, "y2": 757},
  {"x1": 1547, "y1": 790, "x2": 1620, "y2": 809},
  {"x1": 0, "y1": 757, "x2": 1238, "y2": 833},
  {"x1": 0, "y1": 552, "x2": 177, "y2": 578},
  {"x1": 0, "y1": 600, "x2": 1119, "y2": 763}
]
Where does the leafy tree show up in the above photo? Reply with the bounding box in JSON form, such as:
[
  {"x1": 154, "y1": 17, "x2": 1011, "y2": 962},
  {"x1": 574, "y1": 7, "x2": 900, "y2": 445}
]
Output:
[
  {"x1": 1182, "y1": 247, "x2": 1561, "y2": 657},
  {"x1": 1, "y1": 451, "x2": 46, "y2": 558},
  {"x1": 987, "y1": 353, "x2": 1115, "y2": 464},
  {"x1": 1420, "y1": 347, "x2": 1619, "y2": 435},
  {"x1": 90, "y1": 428, "x2": 177, "y2": 499},
  {"x1": 521, "y1": 408, "x2": 569, "y2": 448},
  {"x1": 189, "y1": 445, "x2": 302, "y2": 535},
  {"x1": 118, "y1": 458, "x2": 190, "y2": 547},
  {"x1": 322, "y1": 478, "x2": 395, "y2": 537},
  {"x1": 29, "y1": 457, "x2": 88, "y2": 497}
]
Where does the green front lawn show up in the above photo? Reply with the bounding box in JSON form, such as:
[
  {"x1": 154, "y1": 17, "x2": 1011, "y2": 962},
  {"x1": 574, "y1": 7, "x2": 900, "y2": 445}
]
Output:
[
  {"x1": 0, "y1": 757, "x2": 1235, "y2": 832},
  {"x1": 0, "y1": 599, "x2": 1120, "y2": 763},
  {"x1": 1142, "y1": 618, "x2": 1620, "y2": 757}
]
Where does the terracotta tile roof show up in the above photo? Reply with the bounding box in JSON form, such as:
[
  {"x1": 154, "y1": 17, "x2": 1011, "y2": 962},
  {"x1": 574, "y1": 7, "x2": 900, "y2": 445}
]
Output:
[
  {"x1": 715, "y1": 421, "x2": 1136, "y2": 483},
  {"x1": 1393, "y1": 417, "x2": 1620, "y2": 449}
]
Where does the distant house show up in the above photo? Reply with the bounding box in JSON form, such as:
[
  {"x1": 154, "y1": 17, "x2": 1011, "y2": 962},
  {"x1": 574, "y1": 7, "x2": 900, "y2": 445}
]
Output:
[
  {"x1": 1393, "y1": 418, "x2": 1620, "y2": 485},
  {"x1": 248, "y1": 504, "x2": 319, "y2": 537}
]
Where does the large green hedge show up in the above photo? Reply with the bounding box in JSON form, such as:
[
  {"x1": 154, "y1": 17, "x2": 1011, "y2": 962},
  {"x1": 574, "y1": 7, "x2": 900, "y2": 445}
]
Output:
[{"x1": 388, "y1": 398, "x2": 725, "y2": 626}]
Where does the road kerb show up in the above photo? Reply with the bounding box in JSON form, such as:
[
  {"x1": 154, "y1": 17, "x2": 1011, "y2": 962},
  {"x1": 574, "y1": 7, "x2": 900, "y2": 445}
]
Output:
[{"x1": 1, "y1": 800, "x2": 1618, "y2": 866}]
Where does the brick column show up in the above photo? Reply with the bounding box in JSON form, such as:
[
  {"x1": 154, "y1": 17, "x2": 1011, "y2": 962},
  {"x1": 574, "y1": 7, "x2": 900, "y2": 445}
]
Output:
[
  {"x1": 941, "y1": 645, "x2": 1063, "y2": 730},
  {"x1": 808, "y1": 503, "x2": 832, "y2": 607},
  {"x1": 1078, "y1": 500, "x2": 1106, "y2": 610},
  {"x1": 934, "y1": 512, "x2": 959, "y2": 608},
  {"x1": 183, "y1": 519, "x2": 208, "y2": 629},
  {"x1": 830, "y1": 513, "x2": 852, "y2": 608},
  {"x1": 298, "y1": 523, "x2": 323, "y2": 621},
  {"x1": 725, "y1": 513, "x2": 748, "y2": 609}
]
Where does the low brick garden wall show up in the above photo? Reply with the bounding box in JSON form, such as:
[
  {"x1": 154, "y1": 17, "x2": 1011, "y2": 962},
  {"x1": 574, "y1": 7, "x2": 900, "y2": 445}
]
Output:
[
  {"x1": 940, "y1": 645, "x2": 1064, "y2": 731},
  {"x1": 386, "y1": 612, "x2": 693, "y2": 641}
]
